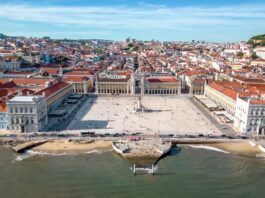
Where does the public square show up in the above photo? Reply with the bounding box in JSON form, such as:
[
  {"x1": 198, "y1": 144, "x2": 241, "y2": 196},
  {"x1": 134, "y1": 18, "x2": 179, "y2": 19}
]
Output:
[{"x1": 67, "y1": 96, "x2": 222, "y2": 135}]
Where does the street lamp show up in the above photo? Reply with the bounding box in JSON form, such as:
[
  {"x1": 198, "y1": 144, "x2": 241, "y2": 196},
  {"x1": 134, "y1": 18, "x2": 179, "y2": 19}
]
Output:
[
  {"x1": 107, "y1": 110, "x2": 109, "y2": 121},
  {"x1": 177, "y1": 120, "x2": 179, "y2": 133},
  {"x1": 122, "y1": 118, "x2": 125, "y2": 133},
  {"x1": 157, "y1": 120, "x2": 160, "y2": 133}
]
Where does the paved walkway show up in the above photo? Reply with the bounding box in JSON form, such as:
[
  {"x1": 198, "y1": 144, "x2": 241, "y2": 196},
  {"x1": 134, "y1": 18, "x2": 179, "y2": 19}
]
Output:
[{"x1": 189, "y1": 97, "x2": 236, "y2": 136}]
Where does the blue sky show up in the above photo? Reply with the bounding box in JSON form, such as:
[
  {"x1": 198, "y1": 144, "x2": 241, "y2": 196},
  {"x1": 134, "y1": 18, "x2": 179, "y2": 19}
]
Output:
[{"x1": 0, "y1": 0, "x2": 265, "y2": 42}]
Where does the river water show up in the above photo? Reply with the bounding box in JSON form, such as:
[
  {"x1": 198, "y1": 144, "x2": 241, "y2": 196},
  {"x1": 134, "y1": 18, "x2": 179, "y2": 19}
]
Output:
[{"x1": 1, "y1": 146, "x2": 265, "y2": 198}]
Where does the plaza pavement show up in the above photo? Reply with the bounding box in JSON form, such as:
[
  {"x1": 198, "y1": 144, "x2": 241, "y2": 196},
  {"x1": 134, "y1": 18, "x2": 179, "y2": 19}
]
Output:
[{"x1": 67, "y1": 96, "x2": 222, "y2": 136}]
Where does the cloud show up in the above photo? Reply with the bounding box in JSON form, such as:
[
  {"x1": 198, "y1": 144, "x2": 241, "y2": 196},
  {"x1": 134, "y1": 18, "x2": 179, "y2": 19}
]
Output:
[
  {"x1": 0, "y1": 2, "x2": 265, "y2": 41},
  {"x1": 0, "y1": 3, "x2": 264, "y2": 30}
]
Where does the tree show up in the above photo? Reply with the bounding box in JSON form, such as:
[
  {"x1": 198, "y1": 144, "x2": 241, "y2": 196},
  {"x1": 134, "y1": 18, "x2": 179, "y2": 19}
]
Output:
[
  {"x1": 251, "y1": 52, "x2": 258, "y2": 60},
  {"x1": 237, "y1": 52, "x2": 244, "y2": 58}
]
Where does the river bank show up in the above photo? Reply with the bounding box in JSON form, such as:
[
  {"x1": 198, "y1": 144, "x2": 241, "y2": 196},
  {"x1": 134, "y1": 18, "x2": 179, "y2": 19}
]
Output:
[
  {"x1": 182, "y1": 141, "x2": 265, "y2": 157},
  {"x1": 27, "y1": 139, "x2": 265, "y2": 157},
  {"x1": 32, "y1": 140, "x2": 112, "y2": 155}
]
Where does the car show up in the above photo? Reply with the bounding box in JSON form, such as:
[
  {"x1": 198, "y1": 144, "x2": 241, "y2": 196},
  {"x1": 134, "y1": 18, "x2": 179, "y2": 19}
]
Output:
[
  {"x1": 208, "y1": 135, "x2": 219, "y2": 139},
  {"x1": 198, "y1": 134, "x2": 204, "y2": 137},
  {"x1": 81, "y1": 132, "x2": 95, "y2": 137},
  {"x1": 7, "y1": 134, "x2": 17, "y2": 138},
  {"x1": 57, "y1": 134, "x2": 67, "y2": 137},
  {"x1": 236, "y1": 135, "x2": 248, "y2": 139}
]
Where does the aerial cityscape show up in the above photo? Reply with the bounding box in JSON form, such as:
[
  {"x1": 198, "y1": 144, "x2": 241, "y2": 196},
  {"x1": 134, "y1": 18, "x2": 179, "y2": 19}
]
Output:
[{"x1": 1, "y1": 0, "x2": 265, "y2": 198}]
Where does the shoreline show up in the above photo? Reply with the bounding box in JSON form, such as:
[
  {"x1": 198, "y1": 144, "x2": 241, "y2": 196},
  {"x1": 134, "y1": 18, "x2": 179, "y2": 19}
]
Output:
[
  {"x1": 3, "y1": 139, "x2": 265, "y2": 157},
  {"x1": 31, "y1": 140, "x2": 113, "y2": 155},
  {"x1": 184, "y1": 141, "x2": 265, "y2": 157}
]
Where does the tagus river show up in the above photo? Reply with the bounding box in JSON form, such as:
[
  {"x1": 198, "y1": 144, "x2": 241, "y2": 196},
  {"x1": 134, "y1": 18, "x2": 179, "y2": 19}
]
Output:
[{"x1": 1, "y1": 146, "x2": 265, "y2": 198}]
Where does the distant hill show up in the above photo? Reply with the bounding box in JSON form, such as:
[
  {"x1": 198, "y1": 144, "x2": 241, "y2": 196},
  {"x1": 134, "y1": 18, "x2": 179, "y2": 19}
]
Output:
[
  {"x1": 251, "y1": 34, "x2": 265, "y2": 40},
  {"x1": 248, "y1": 34, "x2": 265, "y2": 47}
]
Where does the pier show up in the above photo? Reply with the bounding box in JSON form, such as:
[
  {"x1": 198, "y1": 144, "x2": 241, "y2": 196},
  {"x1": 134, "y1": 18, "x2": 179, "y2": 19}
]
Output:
[
  {"x1": 12, "y1": 140, "x2": 48, "y2": 153},
  {"x1": 112, "y1": 139, "x2": 172, "y2": 158},
  {"x1": 132, "y1": 164, "x2": 156, "y2": 175},
  {"x1": 112, "y1": 138, "x2": 171, "y2": 175}
]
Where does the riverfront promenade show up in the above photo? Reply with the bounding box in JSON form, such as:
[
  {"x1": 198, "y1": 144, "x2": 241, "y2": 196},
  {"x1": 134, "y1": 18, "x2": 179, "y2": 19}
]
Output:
[{"x1": 0, "y1": 132, "x2": 254, "y2": 151}]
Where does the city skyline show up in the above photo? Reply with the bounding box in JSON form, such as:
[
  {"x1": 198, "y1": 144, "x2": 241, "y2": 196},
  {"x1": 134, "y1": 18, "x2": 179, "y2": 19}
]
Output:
[{"x1": 0, "y1": 0, "x2": 265, "y2": 42}]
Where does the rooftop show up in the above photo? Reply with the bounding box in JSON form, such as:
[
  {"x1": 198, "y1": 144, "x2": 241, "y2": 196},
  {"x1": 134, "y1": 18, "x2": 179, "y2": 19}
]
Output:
[
  {"x1": 147, "y1": 77, "x2": 178, "y2": 83},
  {"x1": 9, "y1": 96, "x2": 44, "y2": 102},
  {"x1": 34, "y1": 81, "x2": 71, "y2": 98}
]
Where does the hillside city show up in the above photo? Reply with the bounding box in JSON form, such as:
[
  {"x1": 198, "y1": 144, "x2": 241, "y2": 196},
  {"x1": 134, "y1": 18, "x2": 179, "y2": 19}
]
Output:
[{"x1": 0, "y1": 33, "x2": 265, "y2": 137}]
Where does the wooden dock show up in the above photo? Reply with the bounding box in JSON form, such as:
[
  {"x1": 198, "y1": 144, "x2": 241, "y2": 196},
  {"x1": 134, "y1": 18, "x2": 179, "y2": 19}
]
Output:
[{"x1": 12, "y1": 140, "x2": 48, "y2": 153}]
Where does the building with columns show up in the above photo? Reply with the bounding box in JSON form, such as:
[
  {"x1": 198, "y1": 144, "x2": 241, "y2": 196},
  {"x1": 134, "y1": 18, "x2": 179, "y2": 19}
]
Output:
[
  {"x1": 189, "y1": 78, "x2": 207, "y2": 95},
  {"x1": 63, "y1": 69, "x2": 94, "y2": 94},
  {"x1": 144, "y1": 76, "x2": 181, "y2": 95},
  {"x1": 64, "y1": 76, "x2": 93, "y2": 94},
  {"x1": 204, "y1": 81, "x2": 237, "y2": 115},
  {"x1": 96, "y1": 71, "x2": 181, "y2": 96},
  {"x1": 95, "y1": 71, "x2": 133, "y2": 95},
  {"x1": 7, "y1": 96, "x2": 48, "y2": 133},
  {"x1": 96, "y1": 77, "x2": 132, "y2": 95}
]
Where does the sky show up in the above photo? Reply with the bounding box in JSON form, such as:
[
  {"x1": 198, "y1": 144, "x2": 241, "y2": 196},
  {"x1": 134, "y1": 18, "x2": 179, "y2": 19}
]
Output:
[{"x1": 0, "y1": 0, "x2": 265, "y2": 42}]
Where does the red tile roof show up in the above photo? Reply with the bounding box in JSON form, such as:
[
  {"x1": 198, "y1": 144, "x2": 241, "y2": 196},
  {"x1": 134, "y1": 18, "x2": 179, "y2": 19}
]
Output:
[
  {"x1": 64, "y1": 69, "x2": 94, "y2": 76},
  {"x1": 147, "y1": 77, "x2": 178, "y2": 83},
  {"x1": 208, "y1": 81, "x2": 265, "y2": 101},
  {"x1": 0, "y1": 88, "x2": 34, "y2": 99},
  {"x1": 0, "y1": 88, "x2": 35, "y2": 112},
  {"x1": 41, "y1": 67, "x2": 59, "y2": 75},
  {"x1": 250, "y1": 100, "x2": 265, "y2": 105},
  {"x1": 64, "y1": 76, "x2": 89, "y2": 82},
  {"x1": 0, "y1": 78, "x2": 55, "y2": 86},
  {"x1": 34, "y1": 81, "x2": 71, "y2": 98},
  {"x1": 97, "y1": 78, "x2": 129, "y2": 83},
  {"x1": 209, "y1": 82, "x2": 238, "y2": 100},
  {"x1": 0, "y1": 100, "x2": 7, "y2": 112},
  {"x1": 0, "y1": 81, "x2": 17, "y2": 89}
]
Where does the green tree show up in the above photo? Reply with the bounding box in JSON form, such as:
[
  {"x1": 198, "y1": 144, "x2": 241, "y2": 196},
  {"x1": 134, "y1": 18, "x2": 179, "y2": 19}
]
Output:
[
  {"x1": 251, "y1": 52, "x2": 258, "y2": 60},
  {"x1": 237, "y1": 52, "x2": 244, "y2": 58}
]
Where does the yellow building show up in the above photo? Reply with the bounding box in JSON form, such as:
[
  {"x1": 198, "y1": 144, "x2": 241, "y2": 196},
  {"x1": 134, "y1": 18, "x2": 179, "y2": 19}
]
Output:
[
  {"x1": 204, "y1": 82, "x2": 237, "y2": 115},
  {"x1": 144, "y1": 77, "x2": 180, "y2": 95},
  {"x1": 189, "y1": 78, "x2": 206, "y2": 95},
  {"x1": 35, "y1": 81, "x2": 73, "y2": 112},
  {"x1": 64, "y1": 76, "x2": 93, "y2": 94},
  {"x1": 96, "y1": 77, "x2": 132, "y2": 95}
]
